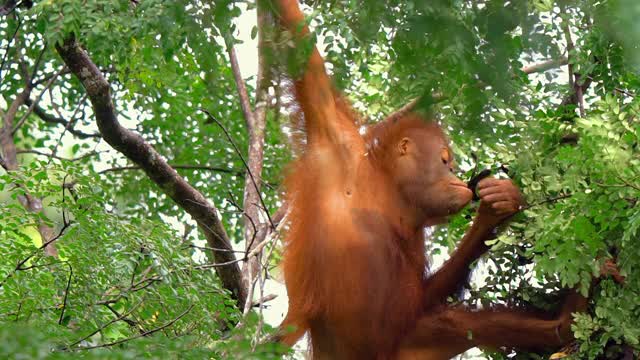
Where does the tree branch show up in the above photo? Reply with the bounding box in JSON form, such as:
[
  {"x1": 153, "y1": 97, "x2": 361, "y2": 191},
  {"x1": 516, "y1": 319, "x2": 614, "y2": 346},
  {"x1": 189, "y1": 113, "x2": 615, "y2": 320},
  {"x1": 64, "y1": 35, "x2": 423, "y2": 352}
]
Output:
[
  {"x1": 1, "y1": 80, "x2": 31, "y2": 170},
  {"x1": 22, "y1": 97, "x2": 101, "y2": 139},
  {"x1": 237, "y1": 0, "x2": 273, "y2": 310},
  {"x1": 57, "y1": 262, "x2": 73, "y2": 325},
  {"x1": 55, "y1": 37, "x2": 247, "y2": 308},
  {"x1": 66, "y1": 300, "x2": 145, "y2": 349},
  {"x1": 228, "y1": 45, "x2": 256, "y2": 131},
  {"x1": 0, "y1": 152, "x2": 8, "y2": 170},
  {"x1": 0, "y1": 15, "x2": 20, "y2": 85},
  {"x1": 560, "y1": 12, "x2": 585, "y2": 117},
  {"x1": 71, "y1": 304, "x2": 194, "y2": 351},
  {"x1": 0, "y1": 219, "x2": 72, "y2": 289},
  {"x1": 520, "y1": 57, "x2": 568, "y2": 74},
  {"x1": 17, "y1": 149, "x2": 99, "y2": 162},
  {"x1": 0, "y1": 31, "x2": 59, "y2": 256},
  {"x1": 12, "y1": 67, "x2": 63, "y2": 135},
  {"x1": 99, "y1": 163, "x2": 242, "y2": 175}
]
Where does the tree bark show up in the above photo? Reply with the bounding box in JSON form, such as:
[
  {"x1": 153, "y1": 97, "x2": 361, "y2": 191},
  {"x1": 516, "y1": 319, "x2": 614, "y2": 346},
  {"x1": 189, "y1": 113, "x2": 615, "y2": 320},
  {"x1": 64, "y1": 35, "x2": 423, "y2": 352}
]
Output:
[
  {"x1": 227, "y1": 0, "x2": 274, "y2": 303},
  {"x1": 0, "y1": 38, "x2": 58, "y2": 257},
  {"x1": 55, "y1": 37, "x2": 247, "y2": 308}
]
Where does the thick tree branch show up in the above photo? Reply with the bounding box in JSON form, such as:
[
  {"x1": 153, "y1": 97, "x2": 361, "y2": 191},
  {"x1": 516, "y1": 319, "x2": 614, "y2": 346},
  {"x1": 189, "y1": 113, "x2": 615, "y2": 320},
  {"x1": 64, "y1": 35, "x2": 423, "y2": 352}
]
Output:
[
  {"x1": 227, "y1": 43, "x2": 270, "y2": 253},
  {"x1": 55, "y1": 37, "x2": 247, "y2": 308},
  {"x1": 228, "y1": 46, "x2": 256, "y2": 131},
  {"x1": 520, "y1": 57, "x2": 568, "y2": 74}
]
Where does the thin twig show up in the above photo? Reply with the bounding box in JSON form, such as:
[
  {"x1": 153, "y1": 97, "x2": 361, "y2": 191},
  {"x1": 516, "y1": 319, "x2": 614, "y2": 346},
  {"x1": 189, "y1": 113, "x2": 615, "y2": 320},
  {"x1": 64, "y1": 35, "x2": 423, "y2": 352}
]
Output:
[
  {"x1": 17, "y1": 149, "x2": 100, "y2": 162},
  {"x1": 251, "y1": 294, "x2": 277, "y2": 307},
  {"x1": 12, "y1": 67, "x2": 64, "y2": 134},
  {"x1": 71, "y1": 304, "x2": 194, "y2": 351},
  {"x1": 48, "y1": 93, "x2": 88, "y2": 162},
  {"x1": 194, "y1": 258, "x2": 244, "y2": 270},
  {"x1": 0, "y1": 153, "x2": 8, "y2": 171},
  {"x1": 104, "y1": 304, "x2": 141, "y2": 330},
  {"x1": 99, "y1": 164, "x2": 241, "y2": 175},
  {"x1": 185, "y1": 244, "x2": 245, "y2": 254},
  {"x1": 66, "y1": 300, "x2": 145, "y2": 348},
  {"x1": 202, "y1": 109, "x2": 275, "y2": 230},
  {"x1": 22, "y1": 97, "x2": 100, "y2": 139},
  {"x1": 0, "y1": 15, "x2": 21, "y2": 85},
  {"x1": 29, "y1": 44, "x2": 48, "y2": 84},
  {"x1": 227, "y1": 190, "x2": 258, "y2": 254},
  {"x1": 0, "y1": 220, "x2": 73, "y2": 288},
  {"x1": 614, "y1": 174, "x2": 640, "y2": 192},
  {"x1": 521, "y1": 193, "x2": 573, "y2": 210},
  {"x1": 57, "y1": 262, "x2": 73, "y2": 325}
]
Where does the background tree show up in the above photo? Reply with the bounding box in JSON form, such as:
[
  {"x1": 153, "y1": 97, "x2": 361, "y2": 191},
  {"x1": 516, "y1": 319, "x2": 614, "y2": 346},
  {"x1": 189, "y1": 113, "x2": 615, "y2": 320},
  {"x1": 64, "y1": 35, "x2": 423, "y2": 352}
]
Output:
[{"x1": 0, "y1": 0, "x2": 638, "y2": 359}]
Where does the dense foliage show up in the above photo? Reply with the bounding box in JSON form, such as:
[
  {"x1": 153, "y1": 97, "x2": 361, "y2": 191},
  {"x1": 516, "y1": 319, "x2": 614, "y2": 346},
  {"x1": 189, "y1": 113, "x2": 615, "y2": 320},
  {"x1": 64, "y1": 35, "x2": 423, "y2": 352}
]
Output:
[{"x1": 0, "y1": 0, "x2": 638, "y2": 358}]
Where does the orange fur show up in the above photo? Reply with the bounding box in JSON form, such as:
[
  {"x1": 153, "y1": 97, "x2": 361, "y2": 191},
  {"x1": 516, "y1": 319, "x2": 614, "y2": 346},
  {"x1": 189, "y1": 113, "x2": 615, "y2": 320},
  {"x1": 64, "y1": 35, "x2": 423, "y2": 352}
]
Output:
[{"x1": 272, "y1": 1, "x2": 594, "y2": 359}]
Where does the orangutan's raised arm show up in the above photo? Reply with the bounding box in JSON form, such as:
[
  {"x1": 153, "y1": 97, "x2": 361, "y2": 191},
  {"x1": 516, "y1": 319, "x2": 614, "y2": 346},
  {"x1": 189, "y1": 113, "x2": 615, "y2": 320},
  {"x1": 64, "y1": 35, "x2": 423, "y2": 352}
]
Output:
[{"x1": 273, "y1": 0, "x2": 360, "y2": 149}]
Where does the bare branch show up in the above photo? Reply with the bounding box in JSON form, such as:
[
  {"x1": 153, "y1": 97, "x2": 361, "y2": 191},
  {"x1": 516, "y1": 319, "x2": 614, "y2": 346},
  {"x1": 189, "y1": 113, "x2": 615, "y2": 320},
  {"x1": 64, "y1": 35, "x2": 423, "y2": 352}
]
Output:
[
  {"x1": 231, "y1": 0, "x2": 274, "y2": 302},
  {"x1": 99, "y1": 163, "x2": 241, "y2": 175},
  {"x1": 252, "y1": 294, "x2": 277, "y2": 307},
  {"x1": 0, "y1": 152, "x2": 8, "y2": 170},
  {"x1": 17, "y1": 149, "x2": 100, "y2": 162},
  {"x1": 66, "y1": 300, "x2": 145, "y2": 348},
  {"x1": 0, "y1": 15, "x2": 20, "y2": 84},
  {"x1": 202, "y1": 110, "x2": 274, "y2": 231},
  {"x1": 30, "y1": 44, "x2": 48, "y2": 83},
  {"x1": 71, "y1": 304, "x2": 194, "y2": 351},
  {"x1": 47, "y1": 93, "x2": 88, "y2": 161},
  {"x1": 55, "y1": 37, "x2": 247, "y2": 308},
  {"x1": 0, "y1": 219, "x2": 73, "y2": 288},
  {"x1": 228, "y1": 45, "x2": 256, "y2": 131},
  {"x1": 57, "y1": 262, "x2": 73, "y2": 325},
  {"x1": 12, "y1": 67, "x2": 64, "y2": 134},
  {"x1": 22, "y1": 97, "x2": 101, "y2": 139},
  {"x1": 521, "y1": 193, "x2": 573, "y2": 210},
  {"x1": 384, "y1": 97, "x2": 420, "y2": 123},
  {"x1": 520, "y1": 57, "x2": 568, "y2": 75}
]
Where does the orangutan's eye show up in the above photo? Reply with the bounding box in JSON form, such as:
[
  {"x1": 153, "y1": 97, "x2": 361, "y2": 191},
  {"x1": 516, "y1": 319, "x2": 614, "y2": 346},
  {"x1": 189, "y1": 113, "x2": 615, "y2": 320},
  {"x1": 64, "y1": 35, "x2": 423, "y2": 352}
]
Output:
[{"x1": 440, "y1": 148, "x2": 450, "y2": 165}]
